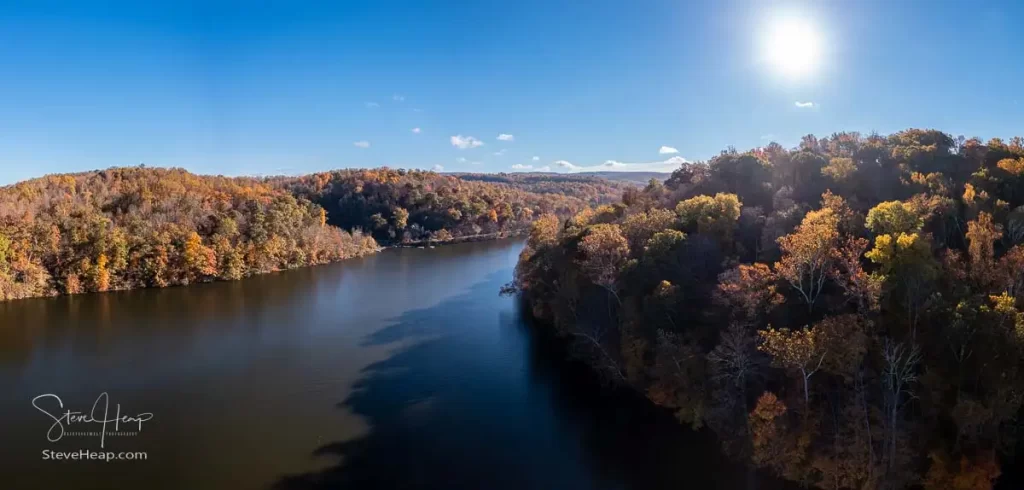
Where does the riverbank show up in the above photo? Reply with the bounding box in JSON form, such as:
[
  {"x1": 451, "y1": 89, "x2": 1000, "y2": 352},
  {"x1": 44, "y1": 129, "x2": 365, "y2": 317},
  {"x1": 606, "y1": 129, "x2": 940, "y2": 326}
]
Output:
[
  {"x1": 391, "y1": 229, "x2": 528, "y2": 248},
  {"x1": 2, "y1": 239, "x2": 775, "y2": 490}
]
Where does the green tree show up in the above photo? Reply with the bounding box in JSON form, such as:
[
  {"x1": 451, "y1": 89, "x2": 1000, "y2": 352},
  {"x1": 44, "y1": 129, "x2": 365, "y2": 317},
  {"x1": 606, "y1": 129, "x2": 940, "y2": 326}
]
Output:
[
  {"x1": 675, "y1": 193, "x2": 741, "y2": 246},
  {"x1": 866, "y1": 201, "x2": 923, "y2": 235}
]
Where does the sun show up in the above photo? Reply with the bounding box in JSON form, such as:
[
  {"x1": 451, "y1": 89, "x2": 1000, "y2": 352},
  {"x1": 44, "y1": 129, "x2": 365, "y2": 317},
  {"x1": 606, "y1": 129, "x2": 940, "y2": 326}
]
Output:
[{"x1": 762, "y1": 15, "x2": 821, "y2": 79}]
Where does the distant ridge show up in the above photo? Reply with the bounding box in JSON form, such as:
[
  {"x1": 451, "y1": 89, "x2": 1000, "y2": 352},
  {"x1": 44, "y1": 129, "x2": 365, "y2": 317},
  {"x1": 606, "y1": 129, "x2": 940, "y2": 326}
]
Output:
[{"x1": 577, "y1": 171, "x2": 670, "y2": 185}]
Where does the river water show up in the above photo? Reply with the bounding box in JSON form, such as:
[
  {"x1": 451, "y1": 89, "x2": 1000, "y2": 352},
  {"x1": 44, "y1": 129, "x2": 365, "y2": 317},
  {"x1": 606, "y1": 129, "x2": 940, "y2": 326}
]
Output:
[{"x1": 0, "y1": 239, "x2": 774, "y2": 490}]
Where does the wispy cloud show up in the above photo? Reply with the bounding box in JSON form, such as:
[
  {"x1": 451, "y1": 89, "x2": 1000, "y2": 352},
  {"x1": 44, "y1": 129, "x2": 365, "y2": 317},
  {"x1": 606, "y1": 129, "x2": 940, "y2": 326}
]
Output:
[
  {"x1": 497, "y1": 133, "x2": 515, "y2": 142},
  {"x1": 532, "y1": 156, "x2": 540, "y2": 161},
  {"x1": 493, "y1": 149, "x2": 507, "y2": 156},
  {"x1": 511, "y1": 163, "x2": 550, "y2": 172},
  {"x1": 393, "y1": 94, "x2": 405, "y2": 102},
  {"x1": 469, "y1": 161, "x2": 482, "y2": 165},
  {"x1": 760, "y1": 134, "x2": 775, "y2": 140},
  {"x1": 659, "y1": 146, "x2": 679, "y2": 154},
  {"x1": 411, "y1": 127, "x2": 421, "y2": 134},
  {"x1": 456, "y1": 157, "x2": 467, "y2": 163},
  {"x1": 365, "y1": 102, "x2": 379, "y2": 108},
  {"x1": 450, "y1": 135, "x2": 484, "y2": 149},
  {"x1": 353, "y1": 141, "x2": 371, "y2": 148},
  {"x1": 795, "y1": 101, "x2": 815, "y2": 108},
  {"x1": 432, "y1": 164, "x2": 444, "y2": 171},
  {"x1": 554, "y1": 155, "x2": 687, "y2": 173}
]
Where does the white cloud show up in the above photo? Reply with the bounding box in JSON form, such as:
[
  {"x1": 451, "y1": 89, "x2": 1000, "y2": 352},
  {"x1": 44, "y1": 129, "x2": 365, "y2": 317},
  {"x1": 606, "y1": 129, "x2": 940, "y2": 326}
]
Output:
[
  {"x1": 511, "y1": 164, "x2": 532, "y2": 170},
  {"x1": 795, "y1": 101, "x2": 815, "y2": 108},
  {"x1": 552, "y1": 156, "x2": 688, "y2": 173},
  {"x1": 353, "y1": 141, "x2": 371, "y2": 148},
  {"x1": 537, "y1": 166, "x2": 550, "y2": 172},
  {"x1": 365, "y1": 102, "x2": 379, "y2": 108},
  {"x1": 456, "y1": 157, "x2": 467, "y2": 163},
  {"x1": 760, "y1": 134, "x2": 775, "y2": 140},
  {"x1": 469, "y1": 161, "x2": 482, "y2": 165},
  {"x1": 493, "y1": 149, "x2": 507, "y2": 156},
  {"x1": 497, "y1": 133, "x2": 515, "y2": 142},
  {"x1": 532, "y1": 156, "x2": 540, "y2": 161},
  {"x1": 393, "y1": 94, "x2": 405, "y2": 102},
  {"x1": 432, "y1": 164, "x2": 444, "y2": 171},
  {"x1": 450, "y1": 135, "x2": 484, "y2": 149},
  {"x1": 659, "y1": 146, "x2": 679, "y2": 155},
  {"x1": 411, "y1": 127, "x2": 421, "y2": 134}
]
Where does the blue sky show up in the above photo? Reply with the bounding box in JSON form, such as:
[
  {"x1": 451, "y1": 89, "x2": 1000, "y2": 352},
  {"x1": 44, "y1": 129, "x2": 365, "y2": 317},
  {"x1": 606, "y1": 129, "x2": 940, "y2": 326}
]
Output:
[{"x1": 1, "y1": 0, "x2": 1022, "y2": 185}]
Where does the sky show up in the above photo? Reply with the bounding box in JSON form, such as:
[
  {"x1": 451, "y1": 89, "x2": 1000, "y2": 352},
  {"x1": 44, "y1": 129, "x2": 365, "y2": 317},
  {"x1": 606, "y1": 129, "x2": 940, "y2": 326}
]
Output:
[{"x1": 1, "y1": 0, "x2": 1022, "y2": 185}]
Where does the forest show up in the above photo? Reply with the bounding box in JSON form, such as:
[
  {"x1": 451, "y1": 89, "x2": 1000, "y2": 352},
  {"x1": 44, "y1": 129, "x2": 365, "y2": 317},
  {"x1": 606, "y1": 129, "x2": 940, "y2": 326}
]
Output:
[
  {"x1": 0, "y1": 167, "x2": 602, "y2": 302},
  {"x1": 276, "y1": 168, "x2": 613, "y2": 244},
  {"x1": 512, "y1": 129, "x2": 1024, "y2": 489}
]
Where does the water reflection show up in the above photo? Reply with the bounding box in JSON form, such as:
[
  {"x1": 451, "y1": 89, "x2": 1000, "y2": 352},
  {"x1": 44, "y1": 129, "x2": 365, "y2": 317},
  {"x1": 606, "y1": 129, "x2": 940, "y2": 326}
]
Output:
[
  {"x1": 276, "y1": 271, "x2": 778, "y2": 490},
  {"x1": 0, "y1": 240, "x2": 782, "y2": 490}
]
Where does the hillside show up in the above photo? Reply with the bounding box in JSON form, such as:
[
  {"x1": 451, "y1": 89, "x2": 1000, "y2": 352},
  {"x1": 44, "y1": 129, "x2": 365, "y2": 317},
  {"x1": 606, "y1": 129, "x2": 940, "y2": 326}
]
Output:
[
  {"x1": 577, "y1": 171, "x2": 671, "y2": 185},
  {"x1": 451, "y1": 172, "x2": 632, "y2": 204},
  {"x1": 0, "y1": 166, "x2": 618, "y2": 302},
  {"x1": 513, "y1": 129, "x2": 1024, "y2": 488}
]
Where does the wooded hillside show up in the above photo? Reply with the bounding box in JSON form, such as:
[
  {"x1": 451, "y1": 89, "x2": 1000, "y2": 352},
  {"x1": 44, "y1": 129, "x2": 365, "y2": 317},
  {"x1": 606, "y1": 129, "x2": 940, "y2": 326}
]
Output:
[
  {"x1": 277, "y1": 168, "x2": 604, "y2": 244},
  {"x1": 0, "y1": 166, "x2": 619, "y2": 302},
  {"x1": 513, "y1": 129, "x2": 1024, "y2": 489}
]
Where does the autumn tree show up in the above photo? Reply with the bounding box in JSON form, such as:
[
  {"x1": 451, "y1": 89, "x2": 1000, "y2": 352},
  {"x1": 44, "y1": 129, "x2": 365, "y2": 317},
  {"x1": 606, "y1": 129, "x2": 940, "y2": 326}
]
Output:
[
  {"x1": 759, "y1": 326, "x2": 825, "y2": 408},
  {"x1": 965, "y1": 212, "x2": 1002, "y2": 290},
  {"x1": 775, "y1": 208, "x2": 840, "y2": 312},
  {"x1": 576, "y1": 224, "x2": 629, "y2": 301},
  {"x1": 865, "y1": 232, "x2": 938, "y2": 332},
  {"x1": 713, "y1": 263, "x2": 782, "y2": 326},
  {"x1": 620, "y1": 208, "x2": 676, "y2": 255},
  {"x1": 865, "y1": 200, "x2": 923, "y2": 235},
  {"x1": 675, "y1": 193, "x2": 742, "y2": 247}
]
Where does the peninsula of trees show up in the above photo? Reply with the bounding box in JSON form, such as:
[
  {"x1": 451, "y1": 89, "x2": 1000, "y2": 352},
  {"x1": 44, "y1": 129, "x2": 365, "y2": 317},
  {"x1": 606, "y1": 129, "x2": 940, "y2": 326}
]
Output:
[
  {"x1": 513, "y1": 129, "x2": 1024, "y2": 489},
  {"x1": 0, "y1": 166, "x2": 616, "y2": 302}
]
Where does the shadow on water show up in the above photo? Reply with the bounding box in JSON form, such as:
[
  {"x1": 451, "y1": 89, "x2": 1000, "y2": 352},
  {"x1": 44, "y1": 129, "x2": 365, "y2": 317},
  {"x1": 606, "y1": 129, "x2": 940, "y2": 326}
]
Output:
[{"x1": 275, "y1": 269, "x2": 783, "y2": 490}]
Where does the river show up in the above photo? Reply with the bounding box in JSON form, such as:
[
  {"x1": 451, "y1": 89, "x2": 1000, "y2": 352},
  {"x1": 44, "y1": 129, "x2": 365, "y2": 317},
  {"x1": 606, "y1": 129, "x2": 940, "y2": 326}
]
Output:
[{"x1": 0, "y1": 239, "x2": 777, "y2": 490}]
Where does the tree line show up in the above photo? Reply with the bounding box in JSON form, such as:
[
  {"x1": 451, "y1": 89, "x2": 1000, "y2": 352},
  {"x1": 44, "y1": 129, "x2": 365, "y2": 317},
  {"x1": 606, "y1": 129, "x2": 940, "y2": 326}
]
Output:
[
  {"x1": 0, "y1": 166, "x2": 609, "y2": 302},
  {"x1": 512, "y1": 129, "x2": 1024, "y2": 489},
  {"x1": 275, "y1": 168, "x2": 615, "y2": 244}
]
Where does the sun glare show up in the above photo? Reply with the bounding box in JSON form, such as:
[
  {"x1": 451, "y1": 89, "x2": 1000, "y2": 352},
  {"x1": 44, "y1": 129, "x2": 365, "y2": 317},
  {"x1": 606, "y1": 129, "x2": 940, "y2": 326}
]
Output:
[{"x1": 763, "y1": 15, "x2": 821, "y2": 79}]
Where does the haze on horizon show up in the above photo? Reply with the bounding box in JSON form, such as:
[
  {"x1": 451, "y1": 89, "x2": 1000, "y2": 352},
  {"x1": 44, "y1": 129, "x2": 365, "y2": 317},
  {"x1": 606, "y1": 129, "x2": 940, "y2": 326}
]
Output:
[{"x1": 1, "y1": 0, "x2": 1022, "y2": 185}]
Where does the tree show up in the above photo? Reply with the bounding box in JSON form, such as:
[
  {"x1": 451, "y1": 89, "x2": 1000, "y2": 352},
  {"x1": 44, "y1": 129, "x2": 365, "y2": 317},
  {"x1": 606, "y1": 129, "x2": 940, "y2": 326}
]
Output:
[
  {"x1": 183, "y1": 231, "x2": 217, "y2": 283},
  {"x1": 620, "y1": 208, "x2": 676, "y2": 255},
  {"x1": 93, "y1": 253, "x2": 111, "y2": 292},
  {"x1": 749, "y1": 391, "x2": 790, "y2": 469},
  {"x1": 775, "y1": 208, "x2": 840, "y2": 312},
  {"x1": 759, "y1": 326, "x2": 825, "y2": 408},
  {"x1": 866, "y1": 232, "x2": 938, "y2": 332},
  {"x1": 392, "y1": 207, "x2": 409, "y2": 230},
  {"x1": 675, "y1": 193, "x2": 742, "y2": 246},
  {"x1": 577, "y1": 224, "x2": 629, "y2": 300},
  {"x1": 866, "y1": 201, "x2": 923, "y2": 235},
  {"x1": 527, "y1": 213, "x2": 560, "y2": 248},
  {"x1": 643, "y1": 229, "x2": 686, "y2": 259},
  {"x1": 713, "y1": 263, "x2": 782, "y2": 325},
  {"x1": 881, "y1": 339, "x2": 921, "y2": 471},
  {"x1": 965, "y1": 212, "x2": 1002, "y2": 290},
  {"x1": 822, "y1": 156, "x2": 857, "y2": 182}
]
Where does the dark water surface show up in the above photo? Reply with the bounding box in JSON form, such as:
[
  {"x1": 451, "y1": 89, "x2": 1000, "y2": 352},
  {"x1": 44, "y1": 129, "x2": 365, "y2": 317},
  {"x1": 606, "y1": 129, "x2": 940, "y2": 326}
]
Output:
[{"x1": 0, "y1": 239, "x2": 772, "y2": 490}]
